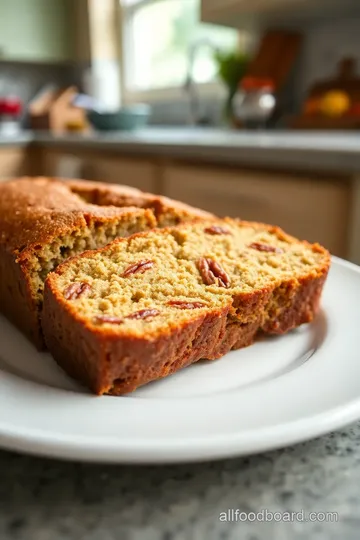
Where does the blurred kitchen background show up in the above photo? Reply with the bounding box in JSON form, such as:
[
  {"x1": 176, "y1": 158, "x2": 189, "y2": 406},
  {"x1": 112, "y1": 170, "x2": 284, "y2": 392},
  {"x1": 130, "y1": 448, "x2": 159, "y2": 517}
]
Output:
[{"x1": 1, "y1": 0, "x2": 360, "y2": 263}]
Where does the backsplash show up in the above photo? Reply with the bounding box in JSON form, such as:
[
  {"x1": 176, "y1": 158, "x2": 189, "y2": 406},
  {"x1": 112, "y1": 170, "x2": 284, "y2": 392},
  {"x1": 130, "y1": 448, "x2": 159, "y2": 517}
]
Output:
[
  {"x1": 148, "y1": 95, "x2": 226, "y2": 127},
  {"x1": 0, "y1": 61, "x2": 83, "y2": 125},
  {"x1": 149, "y1": 15, "x2": 360, "y2": 126},
  {"x1": 294, "y1": 15, "x2": 360, "y2": 107}
]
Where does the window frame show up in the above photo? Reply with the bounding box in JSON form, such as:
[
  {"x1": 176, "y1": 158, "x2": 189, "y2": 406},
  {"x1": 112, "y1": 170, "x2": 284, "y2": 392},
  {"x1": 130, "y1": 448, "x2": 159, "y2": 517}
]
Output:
[{"x1": 119, "y1": 0, "x2": 241, "y2": 104}]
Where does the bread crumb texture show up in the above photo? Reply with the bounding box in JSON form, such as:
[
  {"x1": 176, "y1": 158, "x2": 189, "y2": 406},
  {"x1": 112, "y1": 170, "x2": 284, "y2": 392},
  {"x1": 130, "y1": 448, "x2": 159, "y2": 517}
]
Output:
[{"x1": 50, "y1": 219, "x2": 329, "y2": 338}]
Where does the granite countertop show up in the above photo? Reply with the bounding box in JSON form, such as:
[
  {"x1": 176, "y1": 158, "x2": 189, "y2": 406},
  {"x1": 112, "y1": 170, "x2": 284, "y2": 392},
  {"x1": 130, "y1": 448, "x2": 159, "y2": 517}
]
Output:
[
  {"x1": 2, "y1": 129, "x2": 360, "y2": 173},
  {"x1": 0, "y1": 132, "x2": 34, "y2": 147},
  {"x1": 1, "y1": 422, "x2": 360, "y2": 540}
]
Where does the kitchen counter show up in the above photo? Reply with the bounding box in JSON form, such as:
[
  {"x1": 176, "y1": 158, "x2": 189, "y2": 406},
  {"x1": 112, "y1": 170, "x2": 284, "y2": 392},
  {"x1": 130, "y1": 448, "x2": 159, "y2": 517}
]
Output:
[
  {"x1": 35, "y1": 129, "x2": 360, "y2": 174},
  {"x1": 0, "y1": 422, "x2": 360, "y2": 540},
  {"x1": 0, "y1": 132, "x2": 34, "y2": 147},
  {"x1": 2, "y1": 129, "x2": 360, "y2": 174}
]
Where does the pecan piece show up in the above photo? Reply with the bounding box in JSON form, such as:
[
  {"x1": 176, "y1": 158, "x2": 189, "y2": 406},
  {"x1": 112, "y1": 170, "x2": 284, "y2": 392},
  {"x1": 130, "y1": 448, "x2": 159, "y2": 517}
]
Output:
[
  {"x1": 249, "y1": 242, "x2": 284, "y2": 254},
  {"x1": 168, "y1": 300, "x2": 206, "y2": 309},
  {"x1": 121, "y1": 260, "x2": 154, "y2": 277},
  {"x1": 197, "y1": 257, "x2": 231, "y2": 288},
  {"x1": 64, "y1": 282, "x2": 91, "y2": 300},
  {"x1": 94, "y1": 309, "x2": 159, "y2": 325},
  {"x1": 94, "y1": 315, "x2": 124, "y2": 324},
  {"x1": 126, "y1": 309, "x2": 160, "y2": 320},
  {"x1": 204, "y1": 225, "x2": 231, "y2": 235}
]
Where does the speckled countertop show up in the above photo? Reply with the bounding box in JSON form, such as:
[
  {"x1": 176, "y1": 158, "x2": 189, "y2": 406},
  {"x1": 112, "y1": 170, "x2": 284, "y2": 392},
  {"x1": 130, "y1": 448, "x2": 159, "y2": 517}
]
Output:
[
  {"x1": 3, "y1": 129, "x2": 360, "y2": 173},
  {"x1": 1, "y1": 422, "x2": 360, "y2": 540},
  {"x1": 0, "y1": 132, "x2": 33, "y2": 146}
]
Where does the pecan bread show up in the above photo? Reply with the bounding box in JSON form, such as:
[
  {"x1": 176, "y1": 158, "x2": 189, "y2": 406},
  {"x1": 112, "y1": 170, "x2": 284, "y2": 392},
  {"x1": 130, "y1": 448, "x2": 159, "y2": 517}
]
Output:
[
  {"x1": 43, "y1": 219, "x2": 330, "y2": 395},
  {"x1": 0, "y1": 177, "x2": 213, "y2": 348}
]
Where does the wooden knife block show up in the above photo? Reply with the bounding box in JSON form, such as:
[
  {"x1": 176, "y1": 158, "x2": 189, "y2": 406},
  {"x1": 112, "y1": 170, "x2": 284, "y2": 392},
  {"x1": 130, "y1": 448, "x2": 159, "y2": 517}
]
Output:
[
  {"x1": 244, "y1": 30, "x2": 303, "y2": 92},
  {"x1": 29, "y1": 86, "x2": 89, "y2": 134}
]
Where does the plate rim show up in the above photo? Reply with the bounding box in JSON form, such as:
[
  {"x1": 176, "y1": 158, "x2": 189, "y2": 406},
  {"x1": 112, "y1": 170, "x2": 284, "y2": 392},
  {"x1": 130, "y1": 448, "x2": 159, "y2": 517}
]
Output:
[{"x1": 0, "y1": 396, "x2": 360, "y2": 464}]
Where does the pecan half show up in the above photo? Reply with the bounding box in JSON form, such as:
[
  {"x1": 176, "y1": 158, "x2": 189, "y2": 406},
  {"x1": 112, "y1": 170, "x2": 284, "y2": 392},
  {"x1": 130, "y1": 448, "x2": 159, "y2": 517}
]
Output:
[
  {"x1": 121, "y1": 260, "x2": 154, "y2": 277},
  {"x1": 94, "y1": 315, "x2": 124, "y2": 324},
  {"x1": 197, "y1": 258, "x2": 231, "y2": 288},
  {"x1": 167, "y1": 300, "x2": 206, "y2": 309},
  {"x1": 249, "y1": 242, "x2": 284, "y2": 254},
  {"x1": 94, "y1": 309, "x2": 159, "y2": 325},
  {"x1": 204, "y1": 225, "x2": 231, "y2": 235},
  {"x1": 64, "y1": 282, "x2": 91, "y2": 300},
  {"x1": 126, "y1": 309, "x2": 160, "y2": 320}
]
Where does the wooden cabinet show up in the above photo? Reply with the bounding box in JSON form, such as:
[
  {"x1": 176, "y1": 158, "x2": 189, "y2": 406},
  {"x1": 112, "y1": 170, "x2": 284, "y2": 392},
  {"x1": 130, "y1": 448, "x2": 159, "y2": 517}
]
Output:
[
  {"x1": 0, "y1": 0, "x2": 73, "y2": 62},
  {"x1": 0, "y1": 147, "x2": 29, "y2": 180},
  {"x1": 163, "y1": 164, "x2": 350, "y2": 257},
  {"x1": 42, "y1": 149, "x2": 83, "y2": 179},
  {"x1": 201, "y1": 0, "x2": 261, "y2": 23},
  {"x1": 82, "y1": 155, "x2": 158, "y2": 193},
  {"x1": 201, "y1": 0, "x2": 354, "y2": 27},
  {"x1": 41, "y1": 149, "x2": 157, "y2": 193}
]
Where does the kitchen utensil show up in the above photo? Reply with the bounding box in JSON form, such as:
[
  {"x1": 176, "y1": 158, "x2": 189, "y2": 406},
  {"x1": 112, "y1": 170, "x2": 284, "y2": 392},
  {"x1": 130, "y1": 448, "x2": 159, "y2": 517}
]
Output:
[{"x1": 87, "y1": 104, "x2": 151, "y2": 131}]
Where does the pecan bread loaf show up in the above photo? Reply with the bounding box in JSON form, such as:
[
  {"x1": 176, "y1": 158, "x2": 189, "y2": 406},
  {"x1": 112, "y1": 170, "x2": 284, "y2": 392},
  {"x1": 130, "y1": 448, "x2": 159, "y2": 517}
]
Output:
[
  {"x1": 43, "y1": 219, "x2": 330, "y2": 395},
  {"x1": 0, "y1": 177, "x2": 213, "y2": 348}
]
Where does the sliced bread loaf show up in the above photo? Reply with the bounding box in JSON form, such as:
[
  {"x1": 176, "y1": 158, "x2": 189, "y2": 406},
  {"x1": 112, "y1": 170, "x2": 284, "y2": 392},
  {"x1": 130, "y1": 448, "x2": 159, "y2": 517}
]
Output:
[
  {"x1": 0, "y1": 177, "x2": 212, "y2": 348},
  {"x1": 43, "y1": 218, "x2": 330, "y2": 395}
]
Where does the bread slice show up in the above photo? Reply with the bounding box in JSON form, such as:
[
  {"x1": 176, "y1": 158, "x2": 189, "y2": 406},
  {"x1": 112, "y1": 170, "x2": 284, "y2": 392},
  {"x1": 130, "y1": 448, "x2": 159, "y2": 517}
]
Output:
[
  {"x1": 0, "y1": 177, "x2": 213, "y2": 348},
  {"x1": 43, "y1": 218, "x2": 330, "y2": 395}
]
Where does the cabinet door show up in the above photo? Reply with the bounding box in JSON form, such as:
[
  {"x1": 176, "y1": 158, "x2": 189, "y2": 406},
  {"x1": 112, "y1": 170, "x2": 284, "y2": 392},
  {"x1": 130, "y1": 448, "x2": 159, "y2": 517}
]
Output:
[
  {"x1": 201, "y1": 0, "x2": 265, "y2": 25},
  {"x1": 42, "y1": 150, "x2": 84, "y2": 179},
  {"x1": 0, "y1": 148, "x2": 28, "y2": 180},
  {"x1": 0, "y1": 0, "x2": 72, "y2": 62},
  {"x1": 201, "y1": 0, "x2": 347, "y2": 27},
  {"x1": 163, "y1": 164, "x2": 350, "y2": 257},
  {"x1": 42, "y1": 150, "x2": 157, "y2": 193},
  {"x1": 82, "y1": 155, "x2": 157, "y2": 193}
]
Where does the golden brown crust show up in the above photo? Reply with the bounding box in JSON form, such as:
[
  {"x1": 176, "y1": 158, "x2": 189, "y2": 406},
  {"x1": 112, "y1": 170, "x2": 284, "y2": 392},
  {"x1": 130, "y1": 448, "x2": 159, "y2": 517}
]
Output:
[
  {"x1": 60, "y1": 177, "x2": 214, "y2": 225},
  {"x1": 0, "y1": 177, "x2": 214, "y2": 257},
  {"x1": 0, "y1": 176, "x2": 211, "y2": 349},
  {"x1": 0, "y1": 245, "x2": 43, "y2": 346},
  {"x1": 42, "y1": 220, "x2": 330, "y2": 395},
  {"x1": 0, "y1": 177, "x2": 152, "y2": 256}
]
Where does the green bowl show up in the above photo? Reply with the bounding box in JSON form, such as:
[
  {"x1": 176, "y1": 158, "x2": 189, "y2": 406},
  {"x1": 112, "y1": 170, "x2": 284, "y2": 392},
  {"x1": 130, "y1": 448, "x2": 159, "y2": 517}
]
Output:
[{"x1": 87, "y1": 105, "x2": 151, "y2": 132}]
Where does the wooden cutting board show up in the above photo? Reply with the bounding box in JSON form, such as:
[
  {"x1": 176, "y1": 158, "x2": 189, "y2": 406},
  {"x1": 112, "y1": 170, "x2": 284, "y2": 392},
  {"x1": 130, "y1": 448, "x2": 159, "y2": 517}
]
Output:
[{"x1": 244, "y1": 30, "x2": 302, "y2": 91}]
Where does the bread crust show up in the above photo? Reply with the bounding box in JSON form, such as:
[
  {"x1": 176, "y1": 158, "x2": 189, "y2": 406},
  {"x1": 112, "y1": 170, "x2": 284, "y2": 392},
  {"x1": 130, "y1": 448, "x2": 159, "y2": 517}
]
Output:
[
  {"x1": 60, "y1": 177, "x2": 214, "y2": 225},
  {"x1": 0, "y1": 177, "x2": 211, "y2": 348},
  {"x1": 43, "y1": 221, "x2": 330, "y2": 395}
]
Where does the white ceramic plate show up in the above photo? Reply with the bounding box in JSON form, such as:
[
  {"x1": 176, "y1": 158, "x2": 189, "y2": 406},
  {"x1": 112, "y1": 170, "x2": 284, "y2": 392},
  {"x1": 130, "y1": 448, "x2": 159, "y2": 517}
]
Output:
[{"x1": 0, "y1": 256, "x2": 360, "y2": 464}]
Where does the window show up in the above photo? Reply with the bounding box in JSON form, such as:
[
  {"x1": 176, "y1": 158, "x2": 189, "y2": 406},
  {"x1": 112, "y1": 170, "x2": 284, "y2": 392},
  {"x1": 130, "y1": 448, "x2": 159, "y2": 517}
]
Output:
[{"x1": 121, "y1": 0, "x2": 240, "y2": 96}]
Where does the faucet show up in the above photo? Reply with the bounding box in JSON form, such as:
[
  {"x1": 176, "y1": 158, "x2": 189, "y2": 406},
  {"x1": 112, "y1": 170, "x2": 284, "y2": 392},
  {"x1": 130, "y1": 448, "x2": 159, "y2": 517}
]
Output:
[{"x1": 184, "y1": 38, "x2": 219, "y2": 126}]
